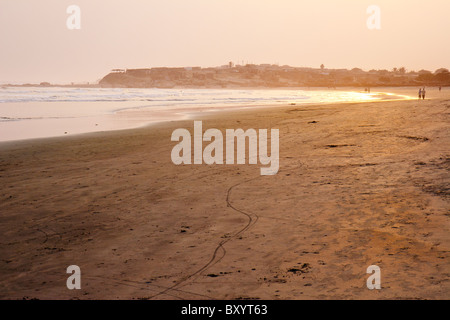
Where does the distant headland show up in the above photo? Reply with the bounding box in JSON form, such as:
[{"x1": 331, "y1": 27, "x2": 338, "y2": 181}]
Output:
[
  {"x1": 6, "y1": 64, "x2": 450, "y2": 88},
  {"x1": 98, "y1": 64, "x2": 450, "y2": 89}
]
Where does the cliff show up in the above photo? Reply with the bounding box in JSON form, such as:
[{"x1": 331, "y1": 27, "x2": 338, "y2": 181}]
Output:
[{"x1": 99, "y1": 65, "x2": 450, "y2": 88}]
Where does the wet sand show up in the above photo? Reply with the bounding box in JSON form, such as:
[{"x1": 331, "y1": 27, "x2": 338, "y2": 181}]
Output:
[{"x1": 0, "y1": 93, "x2": 449, "y2": 299}]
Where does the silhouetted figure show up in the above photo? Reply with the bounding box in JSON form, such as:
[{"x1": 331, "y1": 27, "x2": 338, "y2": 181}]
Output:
[
  {"x1": 418, "y1": 88, "x2": 422, "y2": 100},
  {"x1": 422, "y1": 87, "x2": 426, "y2": 100},
  {"x1": 439, "y1": 86, "x2": 442, "y2": 92}
]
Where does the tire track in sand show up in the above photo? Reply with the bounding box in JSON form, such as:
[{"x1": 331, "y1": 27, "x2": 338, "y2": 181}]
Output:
[{"x1": 148, "y1": 177, "x2": 260, "y2": 299}]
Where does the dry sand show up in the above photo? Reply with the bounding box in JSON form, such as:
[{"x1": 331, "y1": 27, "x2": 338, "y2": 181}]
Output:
[{"x1": 0, "y1": 92, "x2": 449, "y2": 300}]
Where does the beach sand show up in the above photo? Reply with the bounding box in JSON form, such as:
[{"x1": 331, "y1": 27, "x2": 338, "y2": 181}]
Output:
[{"x1": 0, "y1": 93, "x2": 449, "y2": 300}]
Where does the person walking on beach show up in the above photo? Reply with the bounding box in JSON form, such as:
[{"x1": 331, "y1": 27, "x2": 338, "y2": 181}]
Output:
[
  {"x1": 422, "y1": 87, "x2": 426, "y2": 100},
  {"x1": 418, "y1": 88, "x2": 422, "y2": 100}
]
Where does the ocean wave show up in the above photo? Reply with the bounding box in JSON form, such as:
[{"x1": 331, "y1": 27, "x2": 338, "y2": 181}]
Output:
[{"x1": 0, "y1": 87, "x2": 373, "y2": 104}]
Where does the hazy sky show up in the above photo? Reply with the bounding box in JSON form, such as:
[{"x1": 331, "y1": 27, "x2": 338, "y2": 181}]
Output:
[{"x1": 0, "y1": 0, "x2": 449, "y2": 84}]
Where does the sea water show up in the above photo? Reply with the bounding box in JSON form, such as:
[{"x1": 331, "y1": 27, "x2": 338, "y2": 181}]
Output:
[{"x1": 0, "y1": 87, "x2": 412, "y2": 142}]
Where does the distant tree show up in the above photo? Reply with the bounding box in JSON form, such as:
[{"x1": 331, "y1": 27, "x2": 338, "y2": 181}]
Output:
[
  {"x1": 417, "y1": 71, "x2": 433, "y2": 82},
  {"x1": 351, "y1": 68, "x2": 363, "y2": 73},
  {"x1": 435, "y1": 72, "x2": 450, "y2": 82},
  {"x1": 399, "y1": 67, "x2": 406, "y2": 74},
  {"x1": 320, "y1": 64, "x2": 325, "y2": 70},
  {"x1": 435, "y1": 68, "x2": 449, "y2": 74},
  {"x1": 434, "y1": 68, "x2": 450, "y2": 82},
  {"x1": 392, "y1": 67, "x2": 398, "y2": 73}
]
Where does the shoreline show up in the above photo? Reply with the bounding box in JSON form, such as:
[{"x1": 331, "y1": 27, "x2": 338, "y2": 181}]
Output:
[
  {"x1": 0, "y1": 87, "x2": 418, "y2": 145},
  {"x1": 0, "y1": 96, "x2": 448, "y2": 299}
]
